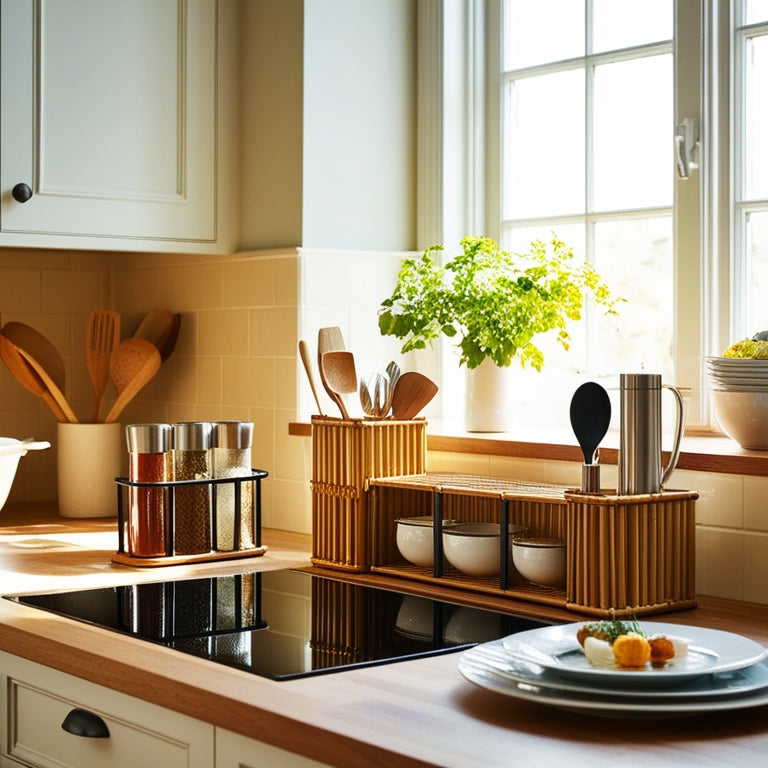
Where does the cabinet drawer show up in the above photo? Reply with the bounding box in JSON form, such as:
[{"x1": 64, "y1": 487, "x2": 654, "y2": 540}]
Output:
[{"x1": 1, "y1": 654, "x2": 213, "y2": 768}]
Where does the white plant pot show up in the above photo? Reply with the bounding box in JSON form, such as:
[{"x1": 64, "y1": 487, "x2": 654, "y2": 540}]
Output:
[{"x1": 465, "y1": 359, "x2": 515, "y2": 432}]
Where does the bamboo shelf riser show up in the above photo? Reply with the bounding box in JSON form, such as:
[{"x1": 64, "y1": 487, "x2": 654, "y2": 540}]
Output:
[{"x1": 366, "y1": 474, "x2": 699, "y2": 618}]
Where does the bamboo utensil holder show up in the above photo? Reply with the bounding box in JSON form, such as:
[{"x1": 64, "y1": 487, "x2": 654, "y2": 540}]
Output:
[
  {"x1": 310, "y1": 416, "x2": 427, "y2": 571},
  {"x1": 367, "y1": 473, "x2": 698, "y2": 617}
]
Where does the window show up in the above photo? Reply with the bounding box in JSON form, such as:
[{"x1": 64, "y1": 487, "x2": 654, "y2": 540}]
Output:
[{"x1": 430, "y1": 0, "x2": 768, "y2": 430}]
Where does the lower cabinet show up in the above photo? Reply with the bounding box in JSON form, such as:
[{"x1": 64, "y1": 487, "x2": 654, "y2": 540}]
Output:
[
  {"x1": 215, "y1": 728, "x2": 331, "y2": 768},
  {"x1": 0, "y1": 652, "x2": 213, "y2": 768},
  {"x1": 0, "y1": 653, "x2": 332, "y2": 768}
]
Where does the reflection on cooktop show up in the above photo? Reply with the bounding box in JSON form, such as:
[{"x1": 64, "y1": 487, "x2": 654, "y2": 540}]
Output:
[{"x1": 7, "y1": 569, "x2": 550, "y2": 680}]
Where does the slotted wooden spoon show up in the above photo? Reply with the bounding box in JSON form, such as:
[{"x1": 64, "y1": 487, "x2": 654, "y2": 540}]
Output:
[
  {"x1": 104, "y1": 338, "x2": 161, "y2": 423},
  {"x1": 86, "y1": 309, "x2": 121, "y2": 422}
]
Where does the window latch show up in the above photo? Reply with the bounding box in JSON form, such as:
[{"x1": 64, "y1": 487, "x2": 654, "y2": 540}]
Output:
[{"x1": 675, "y1": 117, "x2": 699, "y2": 180}]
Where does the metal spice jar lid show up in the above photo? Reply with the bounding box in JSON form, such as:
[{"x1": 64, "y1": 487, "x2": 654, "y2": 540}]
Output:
[
  {"x1": 173, "y1": 421, "x2": 212, "y2": 451},
  {"x1": 125, "y1": 423, "x2": 173, "y2": 454},
  {"x1": 211, "y1": 421, "x2": 253, "y2": 449}
]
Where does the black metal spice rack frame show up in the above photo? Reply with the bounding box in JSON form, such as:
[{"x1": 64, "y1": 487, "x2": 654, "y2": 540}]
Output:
[{"x1": 112, "y1": 469, "x2": 269, "y2": 567}]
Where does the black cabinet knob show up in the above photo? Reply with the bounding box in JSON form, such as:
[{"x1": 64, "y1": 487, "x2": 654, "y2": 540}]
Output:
[
  {"x1": 61, "y1": 708, "x2": 110, "y2": 738},
  {"x1": 11, "y1": 183, "x2": 33, "y2": 203}
]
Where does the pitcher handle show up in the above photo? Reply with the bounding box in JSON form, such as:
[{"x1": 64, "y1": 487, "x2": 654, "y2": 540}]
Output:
[{"x1": 660, "y1": 384, "x2": 685, "y2": 489}]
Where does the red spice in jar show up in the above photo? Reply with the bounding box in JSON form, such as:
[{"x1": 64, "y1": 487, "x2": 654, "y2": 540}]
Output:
[{"x1": 126, "y1": 424, "x2": 172, "y2": 558}]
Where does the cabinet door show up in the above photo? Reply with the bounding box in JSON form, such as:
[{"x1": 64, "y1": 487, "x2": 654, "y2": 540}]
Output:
[
  {"x1": 216, "y1": 728, "x2": 332, "y2": 768},
  {"x1": 0, "y1": 0, "x2": 217, "y2": 247}
]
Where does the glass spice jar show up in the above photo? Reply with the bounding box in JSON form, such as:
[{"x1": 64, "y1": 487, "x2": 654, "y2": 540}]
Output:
[
  {"x1": 211, "y1": 421, "x2": 254, "y2": 551},
  {"x1": 172, "y1": 421, "x2": 213, "y2": 555},
  {"x1": 125, "y1": 423, "x2": 172, "y2": 558}
]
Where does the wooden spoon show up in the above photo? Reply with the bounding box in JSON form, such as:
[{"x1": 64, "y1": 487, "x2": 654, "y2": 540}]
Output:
[
  {"x1": 0, "y1": 329, "x2": 78, "y2": 422},
  {"x1": 321, "y1": 350, "x2": 357, "y2": 420},
  {"x1": 104, "y1": 338, "x2": 162, "y2": 423},
  {"x1": 1, "y1": 321, "x2": 66, "y2": 391},
  {"x1": 0, "y1": 334, "x2": 72, "y2": 422},
  {"x1": 134, "y1": 310, "x2": 181, "y2": 361},
  {"x1": 86, "y1": 309, "x2": 121, "y2": 422},
  {"x1": 298, "y1": 340, "x2": 325, "y2": 415},
  {"x1": 317, "y1": 327, "x2": 346, "y2": 417},
  {"x1": 391, "y1": 371, "x2": 438, "y2": 420}
]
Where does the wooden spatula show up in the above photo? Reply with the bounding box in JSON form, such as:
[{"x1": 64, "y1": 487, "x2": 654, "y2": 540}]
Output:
[
  {"x1": 86, "y1": 309, "x2": 121, "y2": 422},
  {"x1": 317, "y1": 326, "x2": 346, "y2": 418},
  {"x1": 391, "y1": 371, "x2": 438, "y2": 420},
  {"x1": 134, "y1": 310, "x2": 181, "y2": 361}
]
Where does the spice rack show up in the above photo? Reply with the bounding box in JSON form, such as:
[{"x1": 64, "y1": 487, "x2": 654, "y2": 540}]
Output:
[
  {"x1": 366, "y1": 473, "x2": 698, "y2": 618},
  {"x1": 112, "y1": 469, "x2": 268, "y2": 567}
]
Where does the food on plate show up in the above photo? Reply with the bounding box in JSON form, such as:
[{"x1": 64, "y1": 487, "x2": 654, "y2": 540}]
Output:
[
  {"x1": 649, "y1": 635, "x2": 676, "y2": 665},
  {"x1": 612, "y1": 633, "x2": 651, "y2": 668},
  {"x1": 576, "y1": 619, "x2": 689, "y2": 670},
  {"x1": 723, "y1": 336, "x2": 768, "y2": 359}
]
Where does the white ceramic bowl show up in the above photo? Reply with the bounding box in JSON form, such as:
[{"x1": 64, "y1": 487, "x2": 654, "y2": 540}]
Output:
[
  {"x1": 710, "y1": 389, "x2": 768, "y2": 450},
  {"x1": 395, "y1": 594, "x2": 436, "y2": 639},
  {"x1": 441, "y1": 522, "x2": 529, "y2": 577},
  {"x1": 0, "y1": 438, "x2": 50, "y2": 511},
  {"x1": 395, "y1": 516, "x2": 458, "y2": 567},
  {"x1": 512, "y1": 537, "x2": 567, "y2": 587},
  {"x1": 443, "y1": 606, "x2": 501, "y2": 645}
]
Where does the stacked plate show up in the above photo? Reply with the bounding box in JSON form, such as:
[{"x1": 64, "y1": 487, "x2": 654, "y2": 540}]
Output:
[
  {"x1": 705, "y1": 356, "x2": 768, "y2": 392},
  {"x1": 458, "y1": 621, "x2": 768, "y2": 717},
  {"x1": 704, "y1": 357, "x2": 768, "y2": 449}
]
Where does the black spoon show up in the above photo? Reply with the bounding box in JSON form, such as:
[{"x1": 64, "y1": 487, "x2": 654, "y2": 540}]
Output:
[{"x1": 569, "y1": 382, "x2": 612, "y2": 465}]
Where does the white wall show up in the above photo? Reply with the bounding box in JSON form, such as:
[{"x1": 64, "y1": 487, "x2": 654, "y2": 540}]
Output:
[{"x1": 302, "y1": 0, "x2": 417, "y2": 250}]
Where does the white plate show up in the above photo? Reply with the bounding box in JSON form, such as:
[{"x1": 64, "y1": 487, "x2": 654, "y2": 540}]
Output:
[
  {"x1": 706, "y1": 356, "x2": 768, "y2": 368},
  {"x1": 501, "y1": 622, "x2": 767, "y2": 687},
  {"x1": 463, "y1": 639, "x2": 768, "y2": 700},
  {"x1": 459, "y1": 642, "x2": 768, "y2": 718}
]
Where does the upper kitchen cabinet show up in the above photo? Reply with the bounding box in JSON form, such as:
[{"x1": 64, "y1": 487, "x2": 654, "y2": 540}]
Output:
[{"x1": 0, "y1": 0, "x2": 238, "y2": 254}]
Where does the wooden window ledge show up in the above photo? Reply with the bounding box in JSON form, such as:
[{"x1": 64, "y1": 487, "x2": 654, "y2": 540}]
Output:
[{"x1": 288, "y1": 421, "x2": 768, "y2": 477}]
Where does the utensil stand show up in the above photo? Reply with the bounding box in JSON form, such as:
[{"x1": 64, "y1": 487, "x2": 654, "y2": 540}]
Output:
[
  {"x1": 112, "y1": 469, "x2": 268, "y2": 566},
  {"x1": 310, "y1": 416, "x2": 427, "y2": 571}
]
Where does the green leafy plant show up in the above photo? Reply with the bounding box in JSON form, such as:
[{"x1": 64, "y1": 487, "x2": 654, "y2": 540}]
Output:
[{"x1": 378, "y1": 235, "x2": 622, "y2": 370}]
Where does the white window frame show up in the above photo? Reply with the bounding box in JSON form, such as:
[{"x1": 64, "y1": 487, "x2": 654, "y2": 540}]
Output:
[{"x1": 416, "y1": 0, "x2": 758, "y2": 431}]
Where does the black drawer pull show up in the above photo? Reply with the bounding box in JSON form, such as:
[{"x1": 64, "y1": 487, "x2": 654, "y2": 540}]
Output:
[
  {"x1": 11, "y1": 183, "x2": 33, "y2": 203},
  {"x1": 61, "y1": 708, "x2": 110, "y2": 738}
]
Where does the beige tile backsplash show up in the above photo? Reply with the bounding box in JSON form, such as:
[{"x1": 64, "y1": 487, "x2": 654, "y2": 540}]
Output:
[{"x1": 1, "y1": 246, "x2": 768, "y2": 605}]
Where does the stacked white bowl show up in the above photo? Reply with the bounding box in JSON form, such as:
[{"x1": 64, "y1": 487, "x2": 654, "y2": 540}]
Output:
[{"x1": 705, "y1": 356, "x2": 768, "y2": 449}]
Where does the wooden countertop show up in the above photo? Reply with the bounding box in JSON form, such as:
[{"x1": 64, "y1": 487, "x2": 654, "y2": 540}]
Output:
[{"x1": 2, "y1": 503, "x2": 768, "y2": 768}]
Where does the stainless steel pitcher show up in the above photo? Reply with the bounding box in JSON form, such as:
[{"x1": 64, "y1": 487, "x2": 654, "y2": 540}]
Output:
[{"x1": 618, "y1": 373, "x2": 685, "y2": 495}]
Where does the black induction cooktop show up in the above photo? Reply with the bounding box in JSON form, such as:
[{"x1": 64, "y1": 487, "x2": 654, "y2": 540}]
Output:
[{"x1": 6, "y1": 569, "x2": 551, "y2": 680}]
